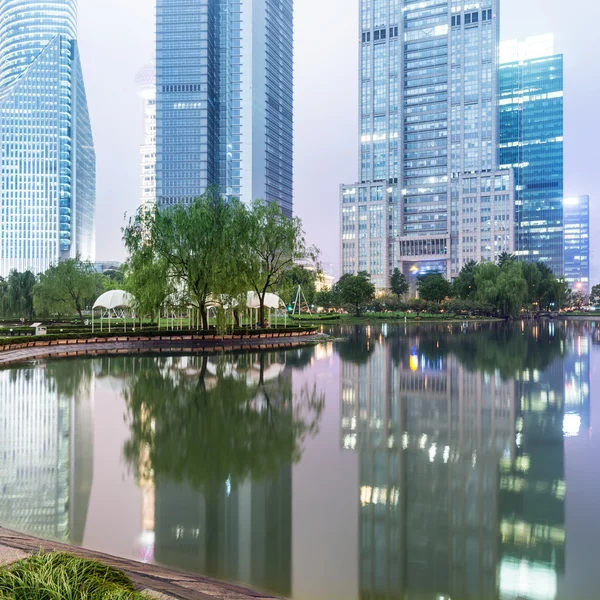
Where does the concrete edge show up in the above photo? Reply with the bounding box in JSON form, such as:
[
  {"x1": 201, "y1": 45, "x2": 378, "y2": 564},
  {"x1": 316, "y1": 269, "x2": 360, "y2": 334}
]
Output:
[
  {"x1": 0, "y1": 333, "x2": 325, "y2": 368},
  {"x1": 0, "y1": 528, "x2": 282, "y2": 600}
]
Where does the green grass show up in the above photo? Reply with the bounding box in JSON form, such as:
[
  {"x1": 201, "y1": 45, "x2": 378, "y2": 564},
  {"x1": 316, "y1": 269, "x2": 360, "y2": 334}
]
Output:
[{"x1": 0, "y1": 552, "x2": 148, "y2": 599}]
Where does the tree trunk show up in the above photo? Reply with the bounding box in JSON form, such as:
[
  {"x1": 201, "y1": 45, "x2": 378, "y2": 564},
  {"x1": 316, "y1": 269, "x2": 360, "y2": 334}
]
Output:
[
  {"x1": 259, "y1": 303, "x2": 265, "y2": 328},
  {"x1": 76, "y1": 306, "x2": 85, "y2": 325},
  {"x1": 201, "y1": 307, "x2": 209, "y2": 330}
]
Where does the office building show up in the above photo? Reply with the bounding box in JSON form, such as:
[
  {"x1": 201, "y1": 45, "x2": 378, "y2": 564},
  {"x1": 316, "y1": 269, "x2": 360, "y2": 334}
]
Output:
[
  {"x1": 136, "y1": 62, "x2": 157, "y2": 215},
  {"x1": 0, "y1": 0, "x2": 96, "y2": 277},
  {"x1": 341, "y1": 1, "x2": 512, "y2": 288},
  {"x1": 500, "y1": 35, "x2": 564, "y2": 275},
  {"x1": 155, "y1": 0, "x2": 293, "y2": 216},
  {"x1": 563, "y1": 195, "x2": 590, "y2": 294}
]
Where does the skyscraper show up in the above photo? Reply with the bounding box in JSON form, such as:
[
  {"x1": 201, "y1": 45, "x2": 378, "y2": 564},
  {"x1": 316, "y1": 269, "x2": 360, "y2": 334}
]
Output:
[
  {"x1": 500, "y1": 35, "x2": 564, "y2": 275},
  {"x1": 136, "y1": 63, "x2": 157, "y2": 214},
  {"x1": 341, "y1": 0, "x2": 512, "y2": 289},
  {"x1": 155, "y1": 0, "x2": 293, "y2": 216},
  {"x1": 563, "y1": 195, "x2": 590, "y2": 294},
  {"x1": 0, "y1": 0, "x2": 96, "y2": 277}
]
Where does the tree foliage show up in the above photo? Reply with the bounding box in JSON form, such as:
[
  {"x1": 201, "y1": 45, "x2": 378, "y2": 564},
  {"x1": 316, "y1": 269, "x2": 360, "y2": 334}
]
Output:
[
  {"x1": 389, "y1": 267, "x2": 409, "y2": 301},
  {"x1": 418, "y1": 272, "x2": 452, "y2": 303},
  {"x1": 453, "y1": 260, "x2": 478, "y2": 300},
  {"x1": 33, "y1": 257, "x2": 100, "y2": 324},
  {"x1": 242, "y1": 200, "x2": 309, "y2": 324},
  {"x1": 335, "y1": 271, "x2": 375, "y2": 316}
]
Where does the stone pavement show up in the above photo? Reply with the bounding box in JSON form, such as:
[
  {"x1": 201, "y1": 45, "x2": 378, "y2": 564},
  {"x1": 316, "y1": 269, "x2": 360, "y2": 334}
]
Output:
[{"x1": 0, "y1": 529, "x2": 282, "y2": 600}]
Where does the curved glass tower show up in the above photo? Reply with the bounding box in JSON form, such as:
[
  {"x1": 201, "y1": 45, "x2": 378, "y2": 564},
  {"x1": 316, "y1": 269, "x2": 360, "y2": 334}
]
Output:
[
  {"x1": 0, "y1": 0, "x2": 77, "y2": 88},
  {"x1": 0, "y1": 0, "x2": 96, "y2": 276}
]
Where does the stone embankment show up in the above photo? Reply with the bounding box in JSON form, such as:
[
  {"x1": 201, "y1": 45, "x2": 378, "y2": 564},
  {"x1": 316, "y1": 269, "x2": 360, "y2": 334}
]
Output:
[{"x1": 0, "y1": 330, "x2": 321, "y2": 367}]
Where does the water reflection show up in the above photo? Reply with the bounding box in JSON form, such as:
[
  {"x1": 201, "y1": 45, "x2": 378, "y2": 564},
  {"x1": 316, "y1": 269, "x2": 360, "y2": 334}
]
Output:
[
  {"x1": 0, "y1": 361, "x2": 94, "y2": 543},
  {"x1": 0, "y1": 322, "x2": 596, "y2": 599},
  {"x1": 337, "y1": 321, "x2": 591, "y2": 600}
]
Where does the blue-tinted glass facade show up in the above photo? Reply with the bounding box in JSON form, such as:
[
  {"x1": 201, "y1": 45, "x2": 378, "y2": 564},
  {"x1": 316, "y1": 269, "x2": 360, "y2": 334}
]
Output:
[
  {"x1": 563, "y1": 195, "x2": 590, "y2": 294},
  {"x1": 156, "y1": 0, "x2": 293, "y2": 216},
  {"x1": 0, "y1": 0, "x2": 96, "y2": 276},
  {"x1": 500, "y1": 49, "x2": 564, "y2": 275}
]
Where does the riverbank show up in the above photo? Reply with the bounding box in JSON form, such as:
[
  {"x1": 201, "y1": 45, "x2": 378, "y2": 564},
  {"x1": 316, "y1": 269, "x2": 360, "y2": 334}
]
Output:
[
  {"x1": 0, "y1": 330, "x2": 322, "y2": 367},
  {"x1": 0, "y1": 528, "x2": 280, "y2": 599}
]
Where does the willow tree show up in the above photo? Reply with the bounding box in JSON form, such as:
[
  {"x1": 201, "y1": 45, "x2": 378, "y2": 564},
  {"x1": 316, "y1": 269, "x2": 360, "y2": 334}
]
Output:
[
  {"x1": 123, "y1": 188, "x2": 245, "y2": 329},
  {"x1": 242, "y1": 200, "x2": 310, "y2": 325}
]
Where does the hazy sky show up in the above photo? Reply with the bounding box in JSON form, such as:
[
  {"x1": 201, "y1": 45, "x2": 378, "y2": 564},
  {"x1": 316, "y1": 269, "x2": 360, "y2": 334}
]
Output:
[{"x1": 78, "y1": 1, "x2": 600, "y2": 276}]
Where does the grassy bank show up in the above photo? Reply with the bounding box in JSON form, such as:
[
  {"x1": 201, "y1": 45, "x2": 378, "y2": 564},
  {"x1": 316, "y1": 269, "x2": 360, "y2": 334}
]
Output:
[
  {"x1": 289, "y1": 312, "x2": 502, "y2": 325},
  {"x1": 0, "y1": 552, "x2": 147, "y2": 599}
]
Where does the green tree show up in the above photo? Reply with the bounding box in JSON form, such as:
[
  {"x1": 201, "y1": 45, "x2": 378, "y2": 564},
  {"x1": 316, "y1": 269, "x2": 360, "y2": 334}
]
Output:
[
  {"x1": 33, "y1": 258, "x2": 100, "y2": 324},
  {"x1": 549, "y1": 277, "x2": 569, "y2": 310},
  {"x1": 497, "y1": 252, "x2": 517, "y2": 269},
  {"x1": 475, "y1": 261, "x2": 527, "y2": 318},
  {"x1": 280, "y1": 265, "x2": 317, "y2": 308},
  {"x1": 417, "y1": 272, "x2": 452, "y2": 303},
  {"x1": 123, "y1": 188, "x2": 244, "y2": 329},
  {"x1": 5, "y1": 270, "x2": 36, "y2": 320},
  {"x1": 389, "y1": 267, "x2": 409, "y2": 302},
  {"x1": 452, "y1": 260, "x2": 478, "y2": 300},
  {"x1": 315, "y1": 289, "x2": 335, "y2": 310},
  {"x1": 242, "y1": 200, "x2": 309, "y2": 325},
  {"x1": 124, "y1": 248, "x2": 172, "y2": 325},
  {"x1": 590, "y1": 284, "x2": 600, "y2": 306},
  {"x1": 336, "y1": 271, "x2": 375, "y2": 316}
]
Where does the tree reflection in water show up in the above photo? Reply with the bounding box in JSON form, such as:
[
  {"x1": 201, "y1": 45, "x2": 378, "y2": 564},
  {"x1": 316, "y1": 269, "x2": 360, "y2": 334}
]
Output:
[{"x1": 122, "y1": 352, "x2": 324, "y2": 491}]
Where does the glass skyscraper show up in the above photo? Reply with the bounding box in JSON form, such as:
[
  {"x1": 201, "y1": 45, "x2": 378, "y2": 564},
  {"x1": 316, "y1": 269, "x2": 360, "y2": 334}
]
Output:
[
  {"x1": 0, "y1": 0, "x2": 96, "y2": 277},
  {"x1": 155, "y1": 0, "x2": 293, "y2": 216},
  {"x1": 500, "y1": 35, "x2": 564, "y2": 275},
  {"x1": 563, "y1": 195, "x2": 590, "y2": 294},
  {"x1": 341, "y1": 0, "x2": 512, "y2": 289}
]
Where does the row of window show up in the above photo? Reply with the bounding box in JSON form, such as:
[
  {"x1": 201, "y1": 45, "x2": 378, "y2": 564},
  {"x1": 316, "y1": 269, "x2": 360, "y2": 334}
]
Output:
[
  {"x1": 451, "y1": 10, "x2": 493, "y2": 28},
  {"x1": 361, "y1": 27, "x2": 399, "y2": 44}
]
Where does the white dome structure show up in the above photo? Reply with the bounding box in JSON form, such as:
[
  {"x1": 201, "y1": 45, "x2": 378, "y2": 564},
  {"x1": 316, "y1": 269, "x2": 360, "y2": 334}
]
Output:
[{"x1": 93, "y1": 290, "x2": 135, "y2": 310}]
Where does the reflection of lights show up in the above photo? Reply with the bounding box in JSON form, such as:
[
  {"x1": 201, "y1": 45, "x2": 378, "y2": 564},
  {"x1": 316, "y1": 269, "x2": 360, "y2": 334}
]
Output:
[
  {"x1": 410, "y1": 354, "x2": 419, "y2": 372},
  {"x1": 225, "y1": 476, "x2": 231, "y2": 497},
  {"x1": 443, "y1": 446, "x2": 450, "y2": 463},
  {"x1": 563, "y1": 412, "x2": 582, "y2": 438},
  {"x1": 516, "y1": 433, "x2": 522, "y2": 447},
  {"x1": 499, "y1": 559, "x2": 557, "y2": 600},
  {"x1": 419, "y1": 434, "x2": 427, "y2": 449},
  {"x1": 429, "y1": 444, "x2": 437, "y2": 462},
  {"x1": 402, "y1": 433, "x2": 408, "y2": 449}
]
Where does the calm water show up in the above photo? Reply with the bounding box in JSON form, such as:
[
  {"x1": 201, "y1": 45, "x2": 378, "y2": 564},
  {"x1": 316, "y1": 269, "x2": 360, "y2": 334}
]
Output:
[{"x1": 0, "y1": 321, "x2": 599, "y2": 600}]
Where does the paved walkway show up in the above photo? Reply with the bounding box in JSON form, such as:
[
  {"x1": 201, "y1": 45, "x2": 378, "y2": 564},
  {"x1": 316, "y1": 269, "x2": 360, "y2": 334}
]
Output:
[
  {"x1": 0, "y1": 529, "x2": 282, "y2": 599},
  {"x1": 0, "y1": 334, "x2": 324, "y2": 367}
]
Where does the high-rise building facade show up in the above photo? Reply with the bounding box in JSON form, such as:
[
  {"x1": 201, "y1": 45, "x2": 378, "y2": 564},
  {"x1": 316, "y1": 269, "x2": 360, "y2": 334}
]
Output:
[
  {"x1": 563, "y1": 195, "x2": 590, "y2": 294},
  {"x1": 155, "y1": 0, "x2": 293, "y2": 216},
  {"x1": 341, "y1": 0, "x2": 512, "y2": 288},
  {"x1": 136, "y1": 63, "x2": 157, "y2": 215},
  {"x1": 500, "y1": 35, "x2": 564, "y2": 275},
  {"x1": 0, "y1": 0, "x2": 96, "y2": 277}
]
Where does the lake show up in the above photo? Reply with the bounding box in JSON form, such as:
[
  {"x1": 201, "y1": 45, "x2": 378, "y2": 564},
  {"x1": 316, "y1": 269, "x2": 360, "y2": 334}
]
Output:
[{"x1": 0, "y1": 320, "x2": 598, "y2": 600}]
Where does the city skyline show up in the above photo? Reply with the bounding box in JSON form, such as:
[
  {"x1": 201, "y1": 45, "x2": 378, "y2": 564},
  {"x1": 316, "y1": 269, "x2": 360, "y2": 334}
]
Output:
[{"x1": 74, "y1": 0, "x2": 599, "y2": 277}]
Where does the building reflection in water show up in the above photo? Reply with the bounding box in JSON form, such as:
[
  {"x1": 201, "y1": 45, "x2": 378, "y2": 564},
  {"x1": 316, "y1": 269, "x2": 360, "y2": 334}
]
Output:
[
  {"x1": 339, "y1": 322, "x2": 587, "y2": 600},
  {"x1": 0, "y1": 360, "x2": 94, "y2": 544},
  {"x1": 121, "y1": 351, "x2": 323, "y2": 597}
]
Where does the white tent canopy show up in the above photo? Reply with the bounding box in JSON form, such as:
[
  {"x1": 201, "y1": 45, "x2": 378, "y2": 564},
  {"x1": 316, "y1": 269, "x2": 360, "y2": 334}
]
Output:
[
  {"x1": 92, "y1": 290, "x2": 136, "y2": 333},
  {"x1": 93, "y1": 290, "x2": 135, "y2": 310},
  {"x1": 246, "y1": 291, "x2": 284, "y2": 309}
]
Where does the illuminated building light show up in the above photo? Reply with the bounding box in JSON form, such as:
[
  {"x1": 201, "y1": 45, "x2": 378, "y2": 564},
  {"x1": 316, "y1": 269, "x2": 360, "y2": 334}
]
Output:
[{"x1": 563, "y1": 412, "x2": 581, "y2": 438}]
